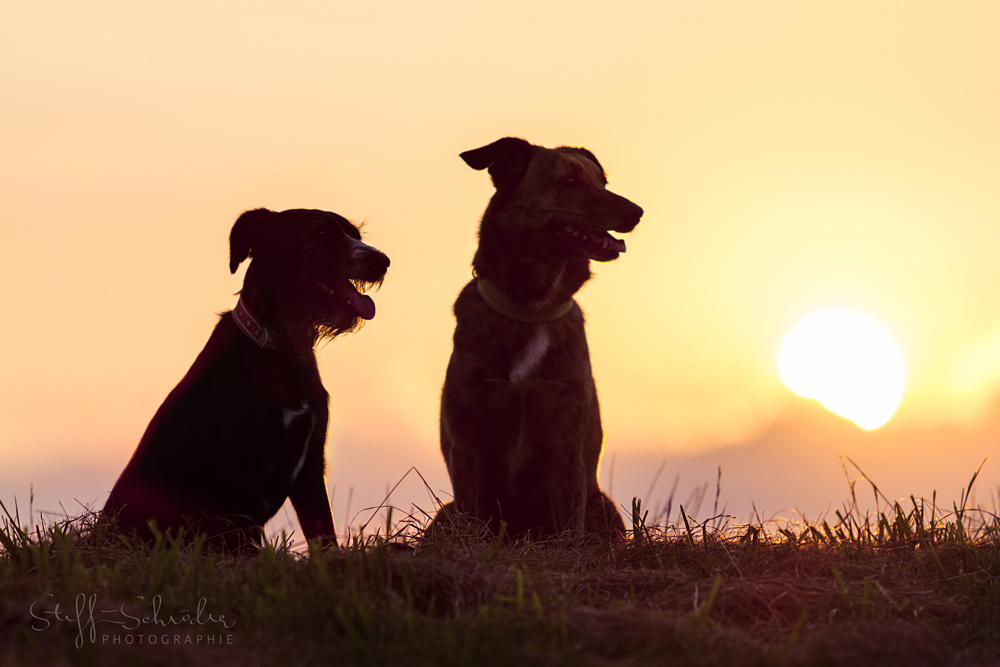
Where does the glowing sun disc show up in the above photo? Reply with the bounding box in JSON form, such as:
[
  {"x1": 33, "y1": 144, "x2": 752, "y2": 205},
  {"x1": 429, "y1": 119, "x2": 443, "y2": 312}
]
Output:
[{"x1": 778, "y1": 309, "x2": 905, "y2": 430}]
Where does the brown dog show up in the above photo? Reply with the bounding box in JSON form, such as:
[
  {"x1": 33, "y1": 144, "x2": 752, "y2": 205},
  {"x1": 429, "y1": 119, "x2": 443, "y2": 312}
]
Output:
[{"x1": 432, "y1": 137, "x2": 642, "y2": 540}]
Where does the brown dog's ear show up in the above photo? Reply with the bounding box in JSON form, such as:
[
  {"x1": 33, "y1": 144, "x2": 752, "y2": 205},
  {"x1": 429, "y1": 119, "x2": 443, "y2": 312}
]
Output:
[
  {"x1": 460, "y1": 137, "x2": 538, "y2": 193},
  {"x1": 562, "y1": 146, "x2": 607, "y2": 182},
  {"x1": 229, "y1": 208, "x2": 276, "y2": 274}
]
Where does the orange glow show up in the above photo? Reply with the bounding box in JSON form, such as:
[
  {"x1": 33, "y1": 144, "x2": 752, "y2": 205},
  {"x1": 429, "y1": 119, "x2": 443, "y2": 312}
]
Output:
[{"x1": 2, "y1": 2, "x2": 1000, "y2": 524}]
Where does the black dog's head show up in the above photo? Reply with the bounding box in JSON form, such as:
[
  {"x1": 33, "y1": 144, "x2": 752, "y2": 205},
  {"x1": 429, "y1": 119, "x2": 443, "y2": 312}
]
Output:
[
  {"x1": 230, "y1": 208, "x2": 390, "y2": 342},
  {"x1": 461, "y1": 137, "x2": 643, "y2": 263}
]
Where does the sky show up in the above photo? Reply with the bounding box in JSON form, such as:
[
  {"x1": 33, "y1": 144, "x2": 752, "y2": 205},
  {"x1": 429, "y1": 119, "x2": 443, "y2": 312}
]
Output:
[{"x1": 2, "y1": 2, "x2": 1000, "y2": 537}]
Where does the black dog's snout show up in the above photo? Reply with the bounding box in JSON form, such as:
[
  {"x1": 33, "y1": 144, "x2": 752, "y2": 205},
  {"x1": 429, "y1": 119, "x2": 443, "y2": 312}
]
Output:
[
  {"x1": 359, "y1": 247, "x2": 390, "y2": 282},
  {"x1": 370, "y1": 249, "x2": 390, "y2": 273}
]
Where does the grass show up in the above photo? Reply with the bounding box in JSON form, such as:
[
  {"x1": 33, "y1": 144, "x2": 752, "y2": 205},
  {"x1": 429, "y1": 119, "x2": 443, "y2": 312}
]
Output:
[{"x1": 3, "y1": 461, "x2": 1000, "y2": 666}]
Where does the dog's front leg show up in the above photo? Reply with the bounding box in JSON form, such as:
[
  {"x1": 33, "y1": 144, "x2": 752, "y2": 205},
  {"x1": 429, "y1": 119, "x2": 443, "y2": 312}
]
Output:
[
  {"x1": 441, "y1": 374, "x2": 519, "y2": 529},
  {"x1": 287, "y1": 406, "x2": 337, "y2": 547},
  {"x1": 518, "y1": 378, "x2": 590, "y2": 537}
]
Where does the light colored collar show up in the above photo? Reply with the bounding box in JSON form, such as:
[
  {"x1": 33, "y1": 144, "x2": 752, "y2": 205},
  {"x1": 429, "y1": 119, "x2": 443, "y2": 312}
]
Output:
[
  {"x1": 476, "y1": 278, "x2": 574, "y2": 324},
  {"x1": 232, "y1": 297, "x2": 280, "y2": 349}
]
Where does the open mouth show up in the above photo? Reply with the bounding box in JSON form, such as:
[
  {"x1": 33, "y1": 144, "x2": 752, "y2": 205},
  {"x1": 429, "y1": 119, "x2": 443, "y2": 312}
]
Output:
[
  {"x1": 558, "y1": 225, "x2": 627, "y2": 262},
  {"x1": 316, "y1": 277, "x2": 376, "y2": 320}
]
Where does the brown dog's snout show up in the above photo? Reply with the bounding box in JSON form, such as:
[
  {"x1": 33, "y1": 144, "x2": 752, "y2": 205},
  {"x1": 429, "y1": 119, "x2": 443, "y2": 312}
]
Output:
[{"x1": 609, "y1": 194, "x2": 643, "y2": 233}]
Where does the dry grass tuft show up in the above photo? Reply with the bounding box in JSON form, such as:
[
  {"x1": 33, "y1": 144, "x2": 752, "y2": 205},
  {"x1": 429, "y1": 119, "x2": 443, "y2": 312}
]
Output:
[{"x1": 4, "y1": 462, "x2": 1000, "y2": 665}]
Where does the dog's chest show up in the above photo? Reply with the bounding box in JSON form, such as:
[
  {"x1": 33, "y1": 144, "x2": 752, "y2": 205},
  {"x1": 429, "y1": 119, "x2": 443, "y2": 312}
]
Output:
[
  {"x1": 256, "y1": 398, "x2": 320, "y2": 502},
  {"x1": 504, "y1": 327, "x2": 560, "y2": 487},
  {"x1": 281, "y1": 400, "x2": 317, "y2": 476},
  {"x1": 508, "y1": 327, "x2": 551, "y2": 384}
]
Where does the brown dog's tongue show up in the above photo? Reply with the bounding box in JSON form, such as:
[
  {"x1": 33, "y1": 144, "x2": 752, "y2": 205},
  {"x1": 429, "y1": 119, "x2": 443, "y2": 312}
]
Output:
[{"x1": 333, "y1": 278, "x2": 376, "y2": 320}]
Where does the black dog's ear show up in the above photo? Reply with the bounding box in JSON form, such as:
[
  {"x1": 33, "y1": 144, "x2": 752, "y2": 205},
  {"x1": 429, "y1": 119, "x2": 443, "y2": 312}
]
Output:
[
  {"x1": 229, "y1": 208, "x2": 277, "y2": 274},
  {"x1": 460, "y1": 137, "x2": 538, "y2": 192}
]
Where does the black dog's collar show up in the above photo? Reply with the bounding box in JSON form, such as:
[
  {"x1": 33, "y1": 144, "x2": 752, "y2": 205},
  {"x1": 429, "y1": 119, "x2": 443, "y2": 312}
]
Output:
[
  {"x1": 233, "y1": 297, "x2": 280, "y2": 349},
  {"x1": 476, "y1": 278, "x2": 574, "y2": 324}
]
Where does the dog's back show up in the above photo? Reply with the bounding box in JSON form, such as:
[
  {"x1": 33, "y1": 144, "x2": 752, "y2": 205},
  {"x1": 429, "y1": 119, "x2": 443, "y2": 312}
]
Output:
[{"x1": 105, "y1": 316, "x2": 325, "y2": 546}]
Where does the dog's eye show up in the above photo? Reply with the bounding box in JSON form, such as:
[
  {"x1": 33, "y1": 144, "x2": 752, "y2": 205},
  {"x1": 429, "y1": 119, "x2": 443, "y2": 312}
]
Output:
[{"x1": 558, "y1": 177, "x2": 577, "y2": 188}]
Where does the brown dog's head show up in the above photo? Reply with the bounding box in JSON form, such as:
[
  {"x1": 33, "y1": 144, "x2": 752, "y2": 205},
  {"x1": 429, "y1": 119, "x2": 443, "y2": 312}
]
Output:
[
  {"x1": 229, "y1": 208, "x2": 390, "y2": 341},
  {"x1": 461, "y1": 137, "x2": 643, "y2": 263}
]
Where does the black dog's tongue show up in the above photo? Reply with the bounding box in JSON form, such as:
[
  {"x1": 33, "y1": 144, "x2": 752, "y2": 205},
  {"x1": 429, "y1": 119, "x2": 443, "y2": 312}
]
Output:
[{"x1": 333, "y1": 278, "x2": 376, "y2": 320}]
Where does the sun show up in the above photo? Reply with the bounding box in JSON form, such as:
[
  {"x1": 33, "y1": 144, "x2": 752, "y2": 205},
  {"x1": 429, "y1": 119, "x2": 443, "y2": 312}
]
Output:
[{"x1": 778, "y1": 309, "x2": 905, "y2": 430}]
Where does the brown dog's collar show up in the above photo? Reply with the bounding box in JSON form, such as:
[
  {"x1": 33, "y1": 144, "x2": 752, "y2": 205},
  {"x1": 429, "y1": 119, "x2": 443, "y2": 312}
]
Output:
[
  {"x1": 232, "y1": 297, "x2": 280, "y2": 349},
  {"x1": 476, "y1": 278, "x2": 574, "y2": 324}
]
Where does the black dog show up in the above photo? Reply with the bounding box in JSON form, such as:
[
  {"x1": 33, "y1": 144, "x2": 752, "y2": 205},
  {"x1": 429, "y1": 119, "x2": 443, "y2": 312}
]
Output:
[
  {"x1": 103, "y1": 208, "x2": 389, "y2": 549},
  {"x1": 432, "y1": 137, "x2": 642, "y2": 540}
]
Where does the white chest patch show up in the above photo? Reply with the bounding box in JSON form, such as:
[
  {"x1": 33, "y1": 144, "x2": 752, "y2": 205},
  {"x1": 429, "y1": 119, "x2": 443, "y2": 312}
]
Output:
[
  {"x1": 282, "y1": 400, "x2": 316, "y2": 482},
  {"x1": 282, "y1": 401, "x2": 311, "y2": 429},
  {"x1": 509, "y1": 327, "x2": 551, "y2": 384}
]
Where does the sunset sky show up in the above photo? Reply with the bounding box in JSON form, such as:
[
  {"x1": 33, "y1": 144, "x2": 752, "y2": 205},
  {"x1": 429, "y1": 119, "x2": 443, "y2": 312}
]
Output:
[{"x1": 3, "y1": 2, "x2": 999, "y2": 534}]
